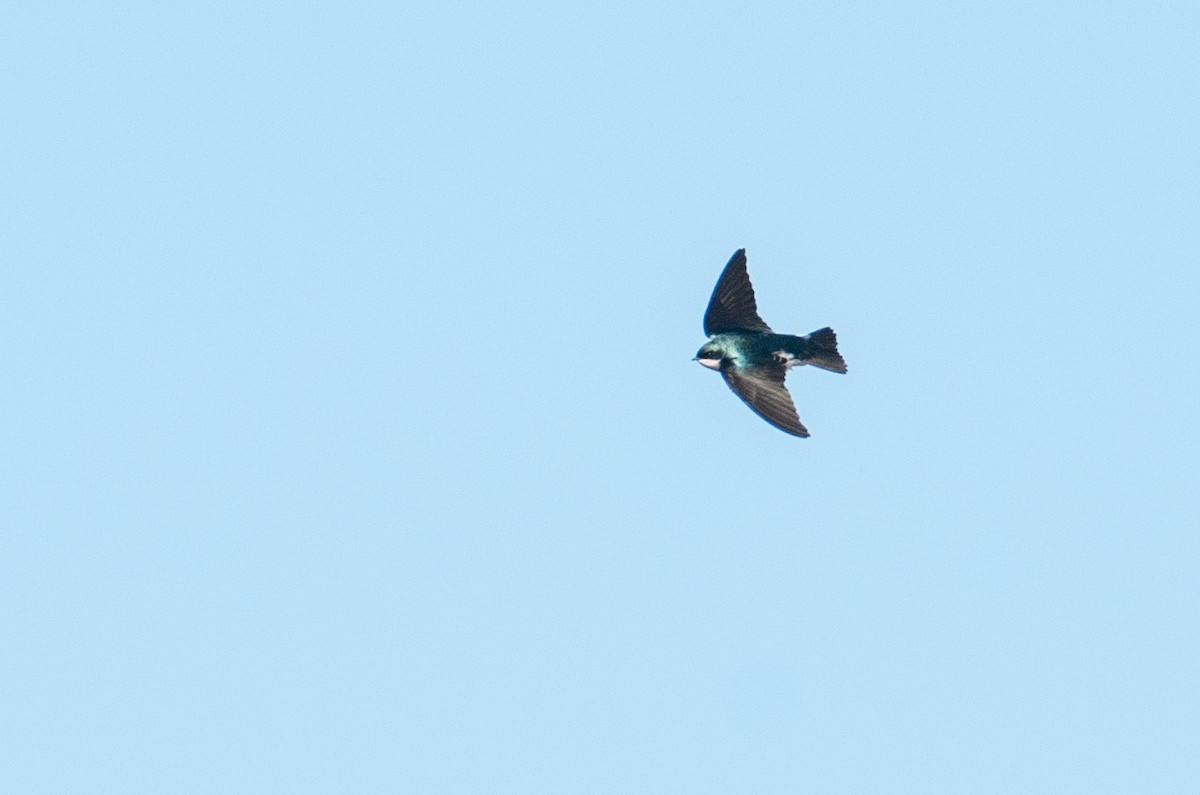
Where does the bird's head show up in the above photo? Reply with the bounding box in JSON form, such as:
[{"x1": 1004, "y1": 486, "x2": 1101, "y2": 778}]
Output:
[{"x1": 694, "y1": 343, "x2": 725, "y2": 371}]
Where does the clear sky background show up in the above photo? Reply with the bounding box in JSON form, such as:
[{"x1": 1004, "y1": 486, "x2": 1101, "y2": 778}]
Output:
[{"x1": 4, "y1": 2, "x2": 1199, "y2": 792}]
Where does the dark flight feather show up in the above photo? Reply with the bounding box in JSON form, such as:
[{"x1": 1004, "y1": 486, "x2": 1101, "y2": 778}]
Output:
[
  {"x1": 703, "y1": 249, "x2": 773, "y2": 336},
  {"x1": 721, "y1": 365, "x2": 809, "y2": 438}
]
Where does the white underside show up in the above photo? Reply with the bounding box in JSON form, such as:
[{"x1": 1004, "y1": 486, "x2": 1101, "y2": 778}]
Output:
[{"x1": 774, "y1": 351, "x2": 806, "y2": 368}]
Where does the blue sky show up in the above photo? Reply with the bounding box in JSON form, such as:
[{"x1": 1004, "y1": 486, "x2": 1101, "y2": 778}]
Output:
[{"x1": 4, "y1": 1, "x2": 1199, "y2": 791}]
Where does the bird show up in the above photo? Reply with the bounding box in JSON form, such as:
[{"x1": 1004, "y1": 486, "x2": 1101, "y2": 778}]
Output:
[{"x1": 695, "y1": 248, "x2": 846, "y2": 438}]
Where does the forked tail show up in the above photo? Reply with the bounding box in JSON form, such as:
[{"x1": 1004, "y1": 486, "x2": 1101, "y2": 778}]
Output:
[{"x1": 806, "y1": 327, "x2": 847, "y2": 373}]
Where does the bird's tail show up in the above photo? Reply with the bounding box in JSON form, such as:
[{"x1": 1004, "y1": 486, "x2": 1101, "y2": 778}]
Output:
[{"x1": 805, "y1": 327, "x2": 847, "y2": 373}]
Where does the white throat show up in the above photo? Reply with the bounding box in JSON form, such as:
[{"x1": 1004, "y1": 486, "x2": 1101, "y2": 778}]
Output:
[{"x1": 697, "y1": 357, "x2": 722, "y2": 370}]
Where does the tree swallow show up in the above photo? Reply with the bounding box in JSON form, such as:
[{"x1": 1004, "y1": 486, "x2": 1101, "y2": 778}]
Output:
[{"x1": 695, "y1": 248, "x2": 846, "y2": 438}]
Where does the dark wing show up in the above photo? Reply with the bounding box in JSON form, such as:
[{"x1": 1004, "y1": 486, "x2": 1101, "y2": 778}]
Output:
[
  {"x1": 703, "y1": 249, "x2": 773, "y2": 336},
  {"x1": 722, "y1": 365, "x2": 809, "y2": 437}
]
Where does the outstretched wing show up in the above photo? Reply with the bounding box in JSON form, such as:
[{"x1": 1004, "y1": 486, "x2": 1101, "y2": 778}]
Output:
[
  {"x1": 703, "y1": 249, "x2": 773, "y2": 336},
  {"x1": 721, "y1": 365, "x2": 809, "y2": 438}
]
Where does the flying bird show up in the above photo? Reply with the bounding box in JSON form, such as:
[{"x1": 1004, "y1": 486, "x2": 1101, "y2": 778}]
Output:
[{"x1": 695, "y1": 249, "x2": 846, "y2": 437}]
